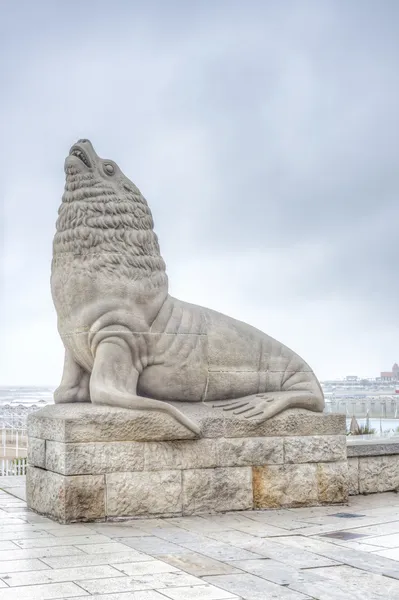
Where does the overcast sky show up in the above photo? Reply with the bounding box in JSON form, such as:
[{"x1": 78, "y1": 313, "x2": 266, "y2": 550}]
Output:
[{"x1": 1, "y1": 0, "x2": 398, "y2": 386}]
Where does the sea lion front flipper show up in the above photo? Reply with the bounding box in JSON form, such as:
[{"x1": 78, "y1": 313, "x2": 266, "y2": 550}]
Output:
[
  {"x1": 90, "y1": 338, "x2": 201, "y2": 436},
  {"x1": 54, "y1": 349, "x2": 91, "y2": 403},
  {"x1": 212, "y1": 390, "x2": 324, "y2": 422}
]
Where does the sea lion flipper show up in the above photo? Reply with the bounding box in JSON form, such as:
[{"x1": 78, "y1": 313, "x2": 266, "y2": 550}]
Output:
[
  {"x1": 212, "y1": 390, "x2": 324, "y2": 422},
  {"x1": 90, "y1": 338, "x2": 201, "y2": 436},
  {"x1": 54, "y1": 349, "x2": 91, "y2": 403}
]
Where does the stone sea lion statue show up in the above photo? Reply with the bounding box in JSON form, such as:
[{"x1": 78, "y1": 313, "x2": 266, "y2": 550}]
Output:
[{"x1": 51, "y1": 139, "x2": 324, "y2": 435}]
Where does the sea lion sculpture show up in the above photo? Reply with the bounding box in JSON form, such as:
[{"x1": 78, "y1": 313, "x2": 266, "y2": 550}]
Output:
[{"x1": 51, "y1": 139, "x2": 324, "y2": 435}]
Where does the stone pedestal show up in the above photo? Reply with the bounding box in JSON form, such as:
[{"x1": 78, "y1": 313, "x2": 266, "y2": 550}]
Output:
[{"x1": 26, "y1": 403, "x2": 348, "y2": 523}]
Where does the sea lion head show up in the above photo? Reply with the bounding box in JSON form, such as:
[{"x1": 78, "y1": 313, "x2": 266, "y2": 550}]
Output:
[
  {"x1": 54, "y1": 139, "x2": 168, "y2": 291},
  {"x1": 64, "y1": 138, "x2": 140, "y2": 196}
]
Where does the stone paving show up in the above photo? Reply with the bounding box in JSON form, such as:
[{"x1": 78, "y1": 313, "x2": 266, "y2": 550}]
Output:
[{"x1": 2, "y1": 478, "x2": 399, "y2": 598}]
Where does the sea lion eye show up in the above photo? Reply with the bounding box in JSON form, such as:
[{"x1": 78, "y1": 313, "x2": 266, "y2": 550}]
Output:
[{"x1": 104, "y1": 163, "x2": 115, "y2": 175}]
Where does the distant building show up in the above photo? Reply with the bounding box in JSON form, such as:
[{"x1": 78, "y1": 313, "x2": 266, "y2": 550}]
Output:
[{"x1": 380, "y1": 363, "x2": 399, "y2": 382}]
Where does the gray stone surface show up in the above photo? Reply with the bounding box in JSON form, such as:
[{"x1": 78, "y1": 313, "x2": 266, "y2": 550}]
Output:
[
  {"x1": 50, "y1": 138, "x2": 325, "y2": 438},
  {"x1": 217, "y1": 437, "x2": 283, "y2": 466},
  {"x1": 284, "y1": 435, "x2": 346, "y2": 463},
  {"x1": 359, "y1": 455, "x2": 399, "y2": 494},
  {"x1": 182, "y1": 467, "x2": 252, "y2": 514},
  {"x1": 6, "y1": 483, "x2": 399, "y2": 600},
  {"x1": 253, "y1": 464, "x2": 318, "y2": 508},
  {"x1": 106, "y1": 471, "x2": 182, "y2": 517},
  {"x1": 29, "y1": 403, "x2": 344, "y2": 443},
  {"x1": 316, "y1": 461, "x2": 348, "y2": 504},
  {"x1": 144, "y1": 440, "x2": 218, "y2": 470},
  {"x1": 28, "y1": 404, "x2": 197, "y2": 443},
  {"x1": 27, "y1": 438, "x2": 45, "y2": 469},
  {"x1": 348, "y1": 456, "x2": 359, "y2": 496},
  {"x1": 26, "y1": 466, "x2": 105, "y2": 522},
  {"x1": 45, "y1": 440, "x2": 144, "y2": 475},
  {"x1": 347, "y1": 437, "x2": 399, "y2": 457}
]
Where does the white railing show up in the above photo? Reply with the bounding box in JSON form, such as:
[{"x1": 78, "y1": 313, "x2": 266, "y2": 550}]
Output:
[
  {"x1": 0, "y1": 457, "x2": 27, "y2": 476},
  {"x1": 1, "y1": 428, "x2": 27, "y2": 458}
]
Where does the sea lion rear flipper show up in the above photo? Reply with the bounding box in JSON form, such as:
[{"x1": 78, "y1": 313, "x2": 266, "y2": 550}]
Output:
[{"x1": 90, "y1": 338, "x2": 201, "y2": 436}]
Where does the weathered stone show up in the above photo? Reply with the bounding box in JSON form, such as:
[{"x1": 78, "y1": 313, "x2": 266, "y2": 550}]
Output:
[
  {"x1": 358, "y1": 455, "x2": 399, "y2": 494},
  {"x1": 28, "y1": 404, "x2": 198, "y2": 443},
  {"x1": 106, "y1": 470, "x2": 182, "y2": 517},
  {"x1": 45, "y1": 441, "x2": 144, "y2": 475},
  {"x1": 347, "y1": 438, "x2": 399, "y2": 457},
  {"x1": 144, "y1": 439, "x2": 217, "y2": 470},
  {"x1": 348, "y1": 457, "x2": 359, "y2": 496},
  {"x1": 316, "y1": 461, "x2": 348, "y2": 503},
  {"x1": 253, "y1": 464, "x2": 318, "y2": 508},
  {"x1": 26, "y1": 466, "x2": 105, "y2": 522},
  {"x1": 182, "y1": 467, "x2": 252, "y2": 514},
  {"x1": 284, "y1": 435, "x2": 347, "y2": 464},
  {"x1": 220, "y1": 409, "x2": 345, "y2": 439},
  {"x1": 27, "y1": 437, "x2": 46, "y2": 468},
  {"x1": 217, "y1": 437, "x2": 283, "y2": 466}
]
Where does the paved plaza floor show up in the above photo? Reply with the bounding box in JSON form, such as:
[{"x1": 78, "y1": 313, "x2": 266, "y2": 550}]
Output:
[{"x1": 1, "y1": 478, "x2": 399, "y2": 598}]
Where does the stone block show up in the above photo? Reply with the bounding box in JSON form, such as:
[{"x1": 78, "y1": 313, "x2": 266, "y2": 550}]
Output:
[
  {"x1": 28, "y1": 403, "x2": 197, "y2": 443},
  {"x1": 348, "y1": 457, "x2": 359, "y2": 496},
  {"x1": 27, "y1": 437, "x2": 46, "y2": 468},
  {"x1": 219, "y1": 408, "x2": 346, "y2": 439},
  {"x1": 316, "y1": 461, "x2": 348, "y2": 503},
  {"x1": 253, "y1": 464, "x2": 318, "y2": 508},
  {"x1": 45, "y1": 441, "x2": 144, "y2": 475},
  {"x1": 144, "y1": 439, "x2": 217, "y2": 470},
  {"x1": 217, "y1": 437, "x2": 283, "y2": 466},
  {"x1": 284, "y1": 435, "x2": 347, "y2": 464},
  {"x1": 183, "y1": 467, "x2": 252, "y2": 514},
  {"x1": 358, "y1": 455, "x2": 399, "y2": 494},
  {"x1": 106, "y1": 470, "x2": 182, "y2": 517},
  {"x1": 347, "y1": 438, "x2": 399, "y2": 457},
  {"x1": 26, "y1": 466, "x2": 105, "y2": 522}
]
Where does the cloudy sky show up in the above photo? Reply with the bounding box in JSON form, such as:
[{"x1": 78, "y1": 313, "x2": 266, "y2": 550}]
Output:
[{"x1": 1, "y1": 0, "x2": 398, "y2": 386}]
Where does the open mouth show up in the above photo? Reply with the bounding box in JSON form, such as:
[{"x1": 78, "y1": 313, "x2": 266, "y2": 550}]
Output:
[{"x1": 70, "y1": 147, "x2": 91, "y2": 167}]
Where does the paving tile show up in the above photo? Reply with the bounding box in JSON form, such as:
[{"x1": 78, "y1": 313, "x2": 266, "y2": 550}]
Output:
[
  {"x1": 0, "y1": 530, "x2": 54, "y2": 541},
  {"x1": 0, "y1": 579, "x2": 7, "y2": 587},
  {"x1": 41, "y1": 550, "x2": 153, "y2": 569},
  {"x1": 181, "y1": 540, "x2": 263, "y2": 561},
  {"x1": 38, "y1": 526, "x2": 96, "y2": 537},
  {"x1": 274, "y1": 535, "x2": 399, "y2": 580},
  {"x1": 116, "y1": 537, "x2": 191, "y2": 555},
  {"x1": 230, "y1": 558, "x2": 324, "y2": 585},
  {"x1": 375, "y1": 548, "x2": 399, "y2": 560},
  {"x1": 112, "y1": 560, "x2": 179, "y2": 575},
  {"x1": 76, "y1": 542, "x2": 134, "y2": 554},
  {"x1": 166, "y1": 517, "x2": 230, "y2": 533},
  {"x1": 5, "y1": 564, "x2": 123, "y2": 587},
  {"x1": 78, "y1": 572, "x2": 204, "y2": 594},
  {"x1": 160, "y1": 584, "x2": 239, "y2": 599},
  {"x1": 80, "y1": 525, "x2": 149, "y2": 538},
  {"x1": 159, "y1": 552, "x2": 242, "y2": 576},
  {"x1": 0, "y1": 582, "x2": 89, "y2": 599},
  {"x1": 222, "y1": 536, "x2": 339, "y2": 568},
  {"x1": 73, "y1": 592, "x2": 173, "y2": 600},
  {"x1": 15, "y1": 534, "x2": 111, "y2": 548},
  {"x1": 143, "y1": 527, "x2": 207, "y2": 544},
  {"x1": 306, "y1": 564, "x2": 399, "y2": 599},
  {"x1": 0, "y1": 558, "x2": 50, "y2": 574},
  {"x1": 360, "y1": 533, "x2": 399, "y2": 548},
  {"x1": 288, "y1": 579, "x2": 360, "y2": 599},
  {"x1": 0, "y1": 545, "x2": 85, "y2": 562},
  {"x1": 0, "y1": 541, "x2": 19, "y2": 551},
  {"x1": 205, "y1": 573, "x2": 309, "y2": 599}
]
